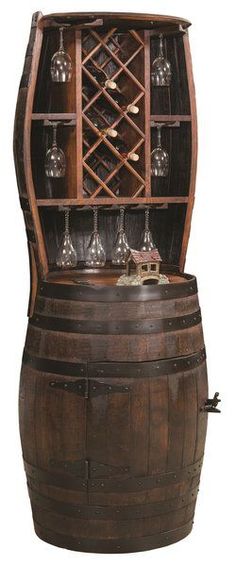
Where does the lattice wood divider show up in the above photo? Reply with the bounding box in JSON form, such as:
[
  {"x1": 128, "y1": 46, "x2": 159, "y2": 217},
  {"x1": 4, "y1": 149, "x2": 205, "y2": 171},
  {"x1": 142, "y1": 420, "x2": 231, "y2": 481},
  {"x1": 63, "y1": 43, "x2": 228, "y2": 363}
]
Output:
[{"x1": 75, "y1": 28, "x2": 151, "y2": 202}]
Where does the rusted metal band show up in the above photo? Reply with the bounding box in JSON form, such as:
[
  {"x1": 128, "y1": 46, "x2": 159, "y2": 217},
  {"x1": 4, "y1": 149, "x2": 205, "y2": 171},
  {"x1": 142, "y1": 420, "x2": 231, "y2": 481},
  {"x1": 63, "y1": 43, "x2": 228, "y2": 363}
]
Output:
[
  {"x1": 28, "y1": 484, "x2": 199, "y2": 520},
  {"x1": 22, "y1": 348, "x2": 206, "y2": 379},
  {"x1": 24, "y1": 457, "x2": 203, "y2": 492},
  {"x1": 38, "y1": 275, "x2": 197, "y2": 303},
  {"x1": 34, "y1": 518, "x2": 193, "y2": 552},
  {"x1": 29, "y1": 309, "x2": 201, "y2": 335}
]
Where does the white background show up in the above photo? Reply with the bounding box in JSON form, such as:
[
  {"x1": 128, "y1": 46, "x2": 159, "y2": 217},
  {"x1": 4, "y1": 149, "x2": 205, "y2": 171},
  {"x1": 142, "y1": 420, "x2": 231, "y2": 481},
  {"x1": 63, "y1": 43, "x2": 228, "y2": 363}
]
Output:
[{"x1": 1, "y1": 0, "x2": 235, "y2": 564}]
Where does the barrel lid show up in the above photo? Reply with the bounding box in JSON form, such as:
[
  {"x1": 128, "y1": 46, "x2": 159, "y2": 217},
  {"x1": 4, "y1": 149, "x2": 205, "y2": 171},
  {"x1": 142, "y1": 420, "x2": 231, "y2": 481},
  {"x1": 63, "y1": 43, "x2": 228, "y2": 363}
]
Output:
[{"x1": 38, "y1": 12, "x2": 191, "y2": 31}]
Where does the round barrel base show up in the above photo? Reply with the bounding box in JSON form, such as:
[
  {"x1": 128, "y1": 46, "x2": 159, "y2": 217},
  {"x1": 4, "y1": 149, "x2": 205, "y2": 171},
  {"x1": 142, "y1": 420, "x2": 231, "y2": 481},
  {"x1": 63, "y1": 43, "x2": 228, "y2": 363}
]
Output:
[{"x1": 34, "y1": 520, "x2": 193, "y2": 553}]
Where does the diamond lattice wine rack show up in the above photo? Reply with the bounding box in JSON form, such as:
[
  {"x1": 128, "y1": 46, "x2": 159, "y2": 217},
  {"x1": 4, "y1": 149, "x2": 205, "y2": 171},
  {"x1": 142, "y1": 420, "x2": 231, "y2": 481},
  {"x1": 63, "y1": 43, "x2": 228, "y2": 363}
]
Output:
[{"x1": 14, "y1": 11, "x2": 197, "y2": 283}]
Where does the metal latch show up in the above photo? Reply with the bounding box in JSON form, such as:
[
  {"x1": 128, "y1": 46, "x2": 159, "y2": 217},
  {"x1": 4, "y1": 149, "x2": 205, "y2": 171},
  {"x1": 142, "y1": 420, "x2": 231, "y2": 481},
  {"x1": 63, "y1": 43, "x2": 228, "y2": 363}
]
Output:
[{"x1": 201, "y1": 392, "x2": 221, "y2": 413}]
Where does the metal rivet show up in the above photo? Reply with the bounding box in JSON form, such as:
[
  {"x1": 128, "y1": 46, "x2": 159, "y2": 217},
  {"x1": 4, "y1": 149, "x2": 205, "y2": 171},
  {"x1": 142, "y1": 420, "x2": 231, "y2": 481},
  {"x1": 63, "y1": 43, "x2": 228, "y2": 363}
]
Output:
[
  {"x1": 91, "y1": 482, "x2": 95, "y2": 487},
  {"x1": 187, "y1": 361, "x2": 191, "y2": 366},
  {"x1": 95, "y1": 510, "x2": 101, "y2": 514},
  {"x1": 116, "y1": 509, "x2": 120, "y2": 513},
  {"x1": 77, "y1": 509, "x2": 81, "y2": 513},
  {"x1": 92, "y1": 386, "x2": 96, "y2": 390},
  {"x1": 183, "y1": 319, "x2": 186, "y2": 324},
  {"x1": 108, "y1": 386, "x2": 112, "y2": 390},
  {"x1": 168, "y1": 321, "x2": 172, "y2": 326},
  {"x1": 173, "y1": 474, "x2": 177, "y2": 479},
  {"x1": 100, "y1": 482, "x2": 104, "y2": 487},
  {"x1": 82, "y1": 482, "x2": 86, "y2": 487},
  {"x1": 50, "y1": 382, "x2": 55, "y2": 387},
  {"x1": 116, "y1": 545, "x2": 121, "y2": 549},
  {"x1": 174, "y1": 363, "x2": 177, "y2": 368},
  {"x1": 92, "y1": 467, "x2": 96, "y2": 471},
  {"x1": 185, "y1": 348, "x2": 189, "y2": 352},
  {"x1": 64, "y1": 384, "x2": 68, "y2": 388},
  {"x1": 165, "y1": 290, "x2": 168, "y2": 294}
]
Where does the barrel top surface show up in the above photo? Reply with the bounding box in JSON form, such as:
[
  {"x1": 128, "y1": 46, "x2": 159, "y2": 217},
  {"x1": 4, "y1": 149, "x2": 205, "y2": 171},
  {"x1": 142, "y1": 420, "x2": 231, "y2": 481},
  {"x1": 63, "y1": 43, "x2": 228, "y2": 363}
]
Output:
[
  {"x1": 39, "y1": 12, "x2": 191, "y2": 30},
  {"x1": 45, "y1": 269, "x2": 192, "y2": 286},
  {"x1": 40, "y1": 271, "x2": 197, "y2": 302}
]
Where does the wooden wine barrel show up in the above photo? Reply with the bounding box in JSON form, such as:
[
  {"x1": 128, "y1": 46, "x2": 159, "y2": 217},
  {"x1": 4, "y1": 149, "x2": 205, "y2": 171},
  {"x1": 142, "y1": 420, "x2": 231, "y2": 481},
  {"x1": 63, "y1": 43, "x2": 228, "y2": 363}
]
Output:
[{"x1": 19, "y1": 273, "x2": 209, "y2": 553}]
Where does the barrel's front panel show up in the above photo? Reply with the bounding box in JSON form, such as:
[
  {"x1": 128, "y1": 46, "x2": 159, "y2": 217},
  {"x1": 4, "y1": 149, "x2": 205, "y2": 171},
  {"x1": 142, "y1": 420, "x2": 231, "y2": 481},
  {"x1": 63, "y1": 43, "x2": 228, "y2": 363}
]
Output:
[{"x1": 20, "y1": 339, "x2": 208, "y2": 551}]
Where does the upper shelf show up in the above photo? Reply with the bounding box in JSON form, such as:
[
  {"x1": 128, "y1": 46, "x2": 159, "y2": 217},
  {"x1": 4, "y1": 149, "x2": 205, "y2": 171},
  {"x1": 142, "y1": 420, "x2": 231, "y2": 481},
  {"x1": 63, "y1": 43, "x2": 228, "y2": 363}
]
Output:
[{"x1": 39, "y1": 12, "x2": 191, "y2": 31}]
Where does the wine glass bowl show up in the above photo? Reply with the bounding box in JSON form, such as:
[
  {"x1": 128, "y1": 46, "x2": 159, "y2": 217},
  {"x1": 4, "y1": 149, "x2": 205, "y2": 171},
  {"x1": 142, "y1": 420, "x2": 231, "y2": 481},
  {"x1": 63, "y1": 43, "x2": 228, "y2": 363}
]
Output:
[
  {"x1": 51, "y1": 27, "x2": 72, "y2": 83},
  {"x1": 140, "y1": 209, "x2": 155, "y2": 251},
  {"x1": 56, "y1": 210, "x2": 77, "y2": 269},
  {"x1": 45, "y1": 123, "x2": 66, "y2": 178},
  {"x1": 112, "y1": 207, "x2": 130, "y2": 265},
  {"x1": 151, "y1": 147, "x2": 169, "y2": 177},
  {"x1": 86, "y1": 208, "x2": 106, "y2": 267},
  {"x1": 151, "y1": 125, "x2": 169, "y2": 178},
  {"x1": 151, "y1": 34, "x2": 171, "y2": 87}
]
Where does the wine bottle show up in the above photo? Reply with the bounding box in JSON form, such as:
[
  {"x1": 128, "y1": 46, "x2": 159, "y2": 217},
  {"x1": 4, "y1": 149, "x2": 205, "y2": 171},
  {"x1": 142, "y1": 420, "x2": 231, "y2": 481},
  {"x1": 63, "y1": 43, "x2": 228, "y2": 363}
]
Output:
[
  {"x1": 86, "y1": 63, "x2": 117, "y2": 90},
  {"x1": 106, "y1": 89, "x2": 139, "y2": 115},
  {"x1": 107, "y1": 137, "x2": 139, "y2": 162},
  {"x1": 86, "y1": 110, "x2": 118, "y2": 138},
  {"x1": 82, "y1": 84, "x2": 139, "y2": 115}
]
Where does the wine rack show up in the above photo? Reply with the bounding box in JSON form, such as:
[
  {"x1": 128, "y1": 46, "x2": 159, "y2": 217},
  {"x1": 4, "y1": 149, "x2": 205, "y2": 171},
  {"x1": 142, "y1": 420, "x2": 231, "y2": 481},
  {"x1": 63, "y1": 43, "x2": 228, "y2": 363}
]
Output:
[{"x1": 14, "y1": 12, "x2": 197, "y2": 279}]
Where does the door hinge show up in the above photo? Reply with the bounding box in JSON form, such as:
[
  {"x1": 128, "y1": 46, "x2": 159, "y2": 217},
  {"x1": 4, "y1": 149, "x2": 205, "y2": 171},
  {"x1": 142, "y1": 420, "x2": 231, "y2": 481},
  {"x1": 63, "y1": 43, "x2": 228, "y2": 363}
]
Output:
[{"x1": 49, "y1": 378, "x2": 131, "y2": 398}]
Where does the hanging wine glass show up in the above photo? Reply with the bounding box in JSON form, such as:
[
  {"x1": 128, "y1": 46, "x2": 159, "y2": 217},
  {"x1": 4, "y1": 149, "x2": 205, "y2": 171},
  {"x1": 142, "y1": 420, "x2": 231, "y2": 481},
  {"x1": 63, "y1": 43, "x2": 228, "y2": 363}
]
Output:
[
  {"x1": 140, "y1": 208, "x2": 155, "y2": 251},
  {"x1": 112, "y1": 206, "x2": 130, "y2": 265},
  {"x1": 51, "y1": 27, "x2": 72, "y2": 83},
  {"x1": 45, "y1": 122, "x2": 66, "y2": 178},
  {"x1": 86, "y1": 207, "x2": 106, "y2": 267},
  {"x1": 151, "y1": 34, "x2": 171, "y2": 87},
  {"x1": 56, "y1": 209, "x2": 77, "y2": 269},
  {"x1": 151, "y1": 125, "x2": 169, "y2": 177}
]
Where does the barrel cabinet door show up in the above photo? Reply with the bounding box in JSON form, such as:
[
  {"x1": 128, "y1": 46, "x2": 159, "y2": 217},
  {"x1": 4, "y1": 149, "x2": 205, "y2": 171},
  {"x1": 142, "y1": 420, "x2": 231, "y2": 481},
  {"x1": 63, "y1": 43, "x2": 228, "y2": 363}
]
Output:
[
  {"x1": 86, "y1": 377, "x2": 147, "y2": 492},
  {"x1": 19, "y1": 365, "x2": 87, "y2": 483}
]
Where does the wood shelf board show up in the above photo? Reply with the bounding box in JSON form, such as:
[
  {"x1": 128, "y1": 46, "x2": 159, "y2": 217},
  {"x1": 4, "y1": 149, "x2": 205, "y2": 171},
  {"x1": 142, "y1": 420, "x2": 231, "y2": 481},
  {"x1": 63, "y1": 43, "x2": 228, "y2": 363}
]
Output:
[
  {"x1": 150, "y1": 115, "x2": 192, "y2": 122},
  {"x1": 39, "y1": 13, "x2": 191, "y2": 31},
  {"x1": 32, "y1": 113, "x2": 77, "y2": 121},
  {"x1": 36, "y1": 197, "x2": 189, "y2": 207}
]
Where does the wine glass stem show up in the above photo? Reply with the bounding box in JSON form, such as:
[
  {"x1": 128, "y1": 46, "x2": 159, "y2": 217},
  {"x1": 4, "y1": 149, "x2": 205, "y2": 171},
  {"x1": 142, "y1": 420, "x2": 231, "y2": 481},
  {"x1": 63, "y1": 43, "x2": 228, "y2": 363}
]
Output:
[
  {"x1": 52, "y1": 123, "x2": 58, "y2": 147},
  {"x1": 145, "y1": 209, "x2": 150, "y2": 230},
  {"x1": 59, "y1": 27, "x2": 64, "y2": 51},
  {"x1": 157, "y1": 127, "x2": 162, "y2": 147},
  {"x1": 93, "y1": 207, "x2": 98, "y2": 232},
  {"x1": 120, "y1": 207, "x2": 125, "y2": 231},
  {"x1": 159, "y1": 34, "x2": 164, "y2": 57},
  {"x1": 65, "y1": 209, "x2": 70, "y2": 233}
]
